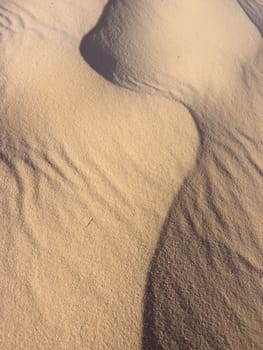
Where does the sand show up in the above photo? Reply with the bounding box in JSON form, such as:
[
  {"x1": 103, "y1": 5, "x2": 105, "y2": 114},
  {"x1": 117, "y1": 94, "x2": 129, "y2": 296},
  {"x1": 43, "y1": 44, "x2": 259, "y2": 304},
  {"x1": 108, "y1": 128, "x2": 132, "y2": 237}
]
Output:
[{"x1": 0, "y1": 1, "x2": 262, "y2": 349}]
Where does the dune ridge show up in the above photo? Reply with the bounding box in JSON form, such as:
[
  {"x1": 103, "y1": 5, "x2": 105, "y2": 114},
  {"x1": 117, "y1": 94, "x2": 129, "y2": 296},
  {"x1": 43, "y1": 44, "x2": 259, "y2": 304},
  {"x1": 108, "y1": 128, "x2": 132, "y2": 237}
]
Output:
[
  {"x1": 142, "y1": 82, "x2": 263, "y2": 349},
  {"x1": 0, "y1": 1, "x2": 199, "y2": 348},
  {"x1": 81, "y1": 0, "x2": 263, "y2": 348},
  {"x1": 237, "y1": 0, "x2": 263, "y2": 35},
  {"x1": 0, "y1": 0, "x2": 262, "y2": 349}
]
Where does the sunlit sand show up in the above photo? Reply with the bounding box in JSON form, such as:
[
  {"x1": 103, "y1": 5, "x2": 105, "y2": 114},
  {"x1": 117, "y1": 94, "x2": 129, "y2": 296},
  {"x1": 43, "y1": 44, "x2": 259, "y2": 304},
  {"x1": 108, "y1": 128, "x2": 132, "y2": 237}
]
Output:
[{"x1": 0, "y1": 1, "x2": 262, "y2": 349}]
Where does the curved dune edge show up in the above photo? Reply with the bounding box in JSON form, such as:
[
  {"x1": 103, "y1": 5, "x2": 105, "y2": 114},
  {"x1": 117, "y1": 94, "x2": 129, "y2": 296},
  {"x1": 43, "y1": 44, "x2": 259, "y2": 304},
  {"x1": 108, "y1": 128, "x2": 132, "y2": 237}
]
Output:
[
  {"x1": 81, "y1": 0, "x2": 263, "y2": 349},
  {"x1": 237, "y1": 0, "x2": 263, "y2": 36},
  {"x1": 0, "y1": 0, "x2": 262, "y2": 349},
  {"x1": 0, "y1": 1, "x2": 199, "y2": 349}
]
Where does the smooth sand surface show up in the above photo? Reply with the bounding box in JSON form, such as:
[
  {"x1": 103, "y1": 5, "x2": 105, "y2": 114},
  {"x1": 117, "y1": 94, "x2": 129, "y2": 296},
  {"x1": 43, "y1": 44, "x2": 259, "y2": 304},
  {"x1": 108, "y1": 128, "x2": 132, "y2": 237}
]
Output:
[{"x1": 0, "y1": 1, "x2": 262, "y2": 349}]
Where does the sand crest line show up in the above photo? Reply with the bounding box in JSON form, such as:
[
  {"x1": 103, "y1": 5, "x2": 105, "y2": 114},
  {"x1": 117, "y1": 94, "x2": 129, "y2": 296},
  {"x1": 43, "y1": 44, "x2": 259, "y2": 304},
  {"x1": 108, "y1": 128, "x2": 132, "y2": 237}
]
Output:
[
  {"x1": 80, "y1": 0, "x2": 263, "y2": 348},
  {"x1": 0, "y1": 0, "x2": 262, "y2": 348}
]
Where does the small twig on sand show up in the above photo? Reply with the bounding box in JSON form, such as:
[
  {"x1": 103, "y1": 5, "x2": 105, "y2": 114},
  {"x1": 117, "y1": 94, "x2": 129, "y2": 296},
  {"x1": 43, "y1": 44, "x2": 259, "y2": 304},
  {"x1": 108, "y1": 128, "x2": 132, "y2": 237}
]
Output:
[{"x1": 85, "y1": 218, "x2": 93, "y2": 229}]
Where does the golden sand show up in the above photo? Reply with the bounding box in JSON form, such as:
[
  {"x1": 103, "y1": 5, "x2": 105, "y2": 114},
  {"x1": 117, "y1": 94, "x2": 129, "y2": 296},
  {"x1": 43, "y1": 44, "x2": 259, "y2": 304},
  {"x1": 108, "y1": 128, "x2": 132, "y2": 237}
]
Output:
[{"x1": 0, "y1": 1, "x2": 262, "y2": 349}]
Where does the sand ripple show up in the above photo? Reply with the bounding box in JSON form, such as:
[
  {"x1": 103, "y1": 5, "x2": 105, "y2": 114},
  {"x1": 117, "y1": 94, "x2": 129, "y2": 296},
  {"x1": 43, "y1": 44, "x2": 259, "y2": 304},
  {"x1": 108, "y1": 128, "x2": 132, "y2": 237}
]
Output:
[{"x1": 81, "y1": 1, "x2": 263, "y2": 348}]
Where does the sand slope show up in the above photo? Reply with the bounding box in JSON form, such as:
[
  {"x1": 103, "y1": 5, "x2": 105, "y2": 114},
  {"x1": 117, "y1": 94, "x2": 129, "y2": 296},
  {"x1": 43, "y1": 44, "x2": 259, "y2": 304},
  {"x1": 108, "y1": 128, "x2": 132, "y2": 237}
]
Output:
[
  {"x1": 0, "y1": 1, "x2": 198, "y2": 349},
  {"x1": 238, "y1": 0, "x2": 263, "y2": 35},
  {"x1": 0, "y1": 0, "x2": 262, "y2": 349},
  {"x1": 82, "y1": 0, "x2": 263, "y2": 349}
]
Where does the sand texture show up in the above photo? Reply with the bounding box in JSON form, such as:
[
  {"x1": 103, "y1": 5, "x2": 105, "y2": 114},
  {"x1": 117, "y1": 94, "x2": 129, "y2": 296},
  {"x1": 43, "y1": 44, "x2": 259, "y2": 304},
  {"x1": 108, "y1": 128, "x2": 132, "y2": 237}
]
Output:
[{"x1": 0, "y1": 1, "x2": 262, "y2": 349}]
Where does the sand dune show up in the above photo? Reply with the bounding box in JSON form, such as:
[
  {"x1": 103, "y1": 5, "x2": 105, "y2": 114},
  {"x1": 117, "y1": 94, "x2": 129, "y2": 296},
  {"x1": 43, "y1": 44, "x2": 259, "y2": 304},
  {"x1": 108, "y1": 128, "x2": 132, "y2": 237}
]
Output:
[
  {"x1": 143, "y1": 91, "x2": 263, "y2": 348},
  {"x1": 0, "y1": 0, "x2": 262, "y2": 349},
  {"x1": 238, "y1": 0, "x2": 263, "y2": 35},
  {"x1": 0, "y1": 1, "x2": 198, "y2": 349},
  {"x1": 82, "y1": 1, "x2": 263, "y2": 348}
]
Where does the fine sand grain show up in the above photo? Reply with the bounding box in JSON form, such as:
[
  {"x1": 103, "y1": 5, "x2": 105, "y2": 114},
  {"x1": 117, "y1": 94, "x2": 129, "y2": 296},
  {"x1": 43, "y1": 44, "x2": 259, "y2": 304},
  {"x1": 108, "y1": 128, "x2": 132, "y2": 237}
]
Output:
[{"x1": 0, "y1": 1, "x2": 262, "y2": 349}]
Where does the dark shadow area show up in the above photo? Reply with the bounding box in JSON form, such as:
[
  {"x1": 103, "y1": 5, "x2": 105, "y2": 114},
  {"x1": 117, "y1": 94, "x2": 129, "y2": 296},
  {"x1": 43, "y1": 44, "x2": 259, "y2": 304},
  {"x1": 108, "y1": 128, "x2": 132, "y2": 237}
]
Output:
[
  {"x1": 141, "y1": 106, "x2": 263, "y2": 349},
  {"x1": 80, "y1": 0, "x2": 118, "y2": 81},
  {"x1": 79, "y1": 2, "x2": 263, "y2": 348},
  {"x1": 142, "y1": 213, "x2": 179, "y2": 350},
  {"x1": 80, "y1": 33, "x2": 117, "y2": 81},
  {"x1": 237, "y1": 0, "x2": 263, "y2": 36},
  {"x1": 141, "y1": 143, "x2": 206, "y2": 350}
]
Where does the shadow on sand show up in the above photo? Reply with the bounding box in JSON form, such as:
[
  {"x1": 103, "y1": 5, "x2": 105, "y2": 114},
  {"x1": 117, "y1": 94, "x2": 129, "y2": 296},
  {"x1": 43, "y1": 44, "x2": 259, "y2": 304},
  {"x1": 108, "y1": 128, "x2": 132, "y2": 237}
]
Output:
[
  {"x1": 80, "y1": 1, "x2": 118, "y2": 81},
  {"x1": 79, "y1": 2, "x2": 263, "y2": 348}
]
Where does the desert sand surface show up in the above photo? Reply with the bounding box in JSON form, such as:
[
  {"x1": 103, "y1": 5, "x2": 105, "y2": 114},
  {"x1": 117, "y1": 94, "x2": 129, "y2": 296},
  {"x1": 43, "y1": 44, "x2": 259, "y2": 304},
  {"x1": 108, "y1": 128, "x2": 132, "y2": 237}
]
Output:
[{"x1": 0, "y1": 0, "x2": 262, "y2": 349}]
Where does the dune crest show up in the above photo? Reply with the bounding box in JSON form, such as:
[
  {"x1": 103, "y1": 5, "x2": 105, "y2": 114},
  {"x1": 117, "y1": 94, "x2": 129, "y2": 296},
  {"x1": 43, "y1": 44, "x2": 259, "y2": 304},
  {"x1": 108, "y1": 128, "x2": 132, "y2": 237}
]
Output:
[
  {"x1": 81, "y1": 0, "x2": 263, "y2": 348},
  {"x1": 0, "y1": 0, "x2": 262, "y2": 349},
  {"x1": 81, "y1": 0, "x2": 261, "y2": 100},
  {"x1": 237, "y1": 0, "x2": 263, "y2": 36},
  {"x1": 0, "y1": 1, "x2": 199, "y2": 349},
  {"x1": 143, "y1": 79, "x2": 263, "y2": 349}
]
